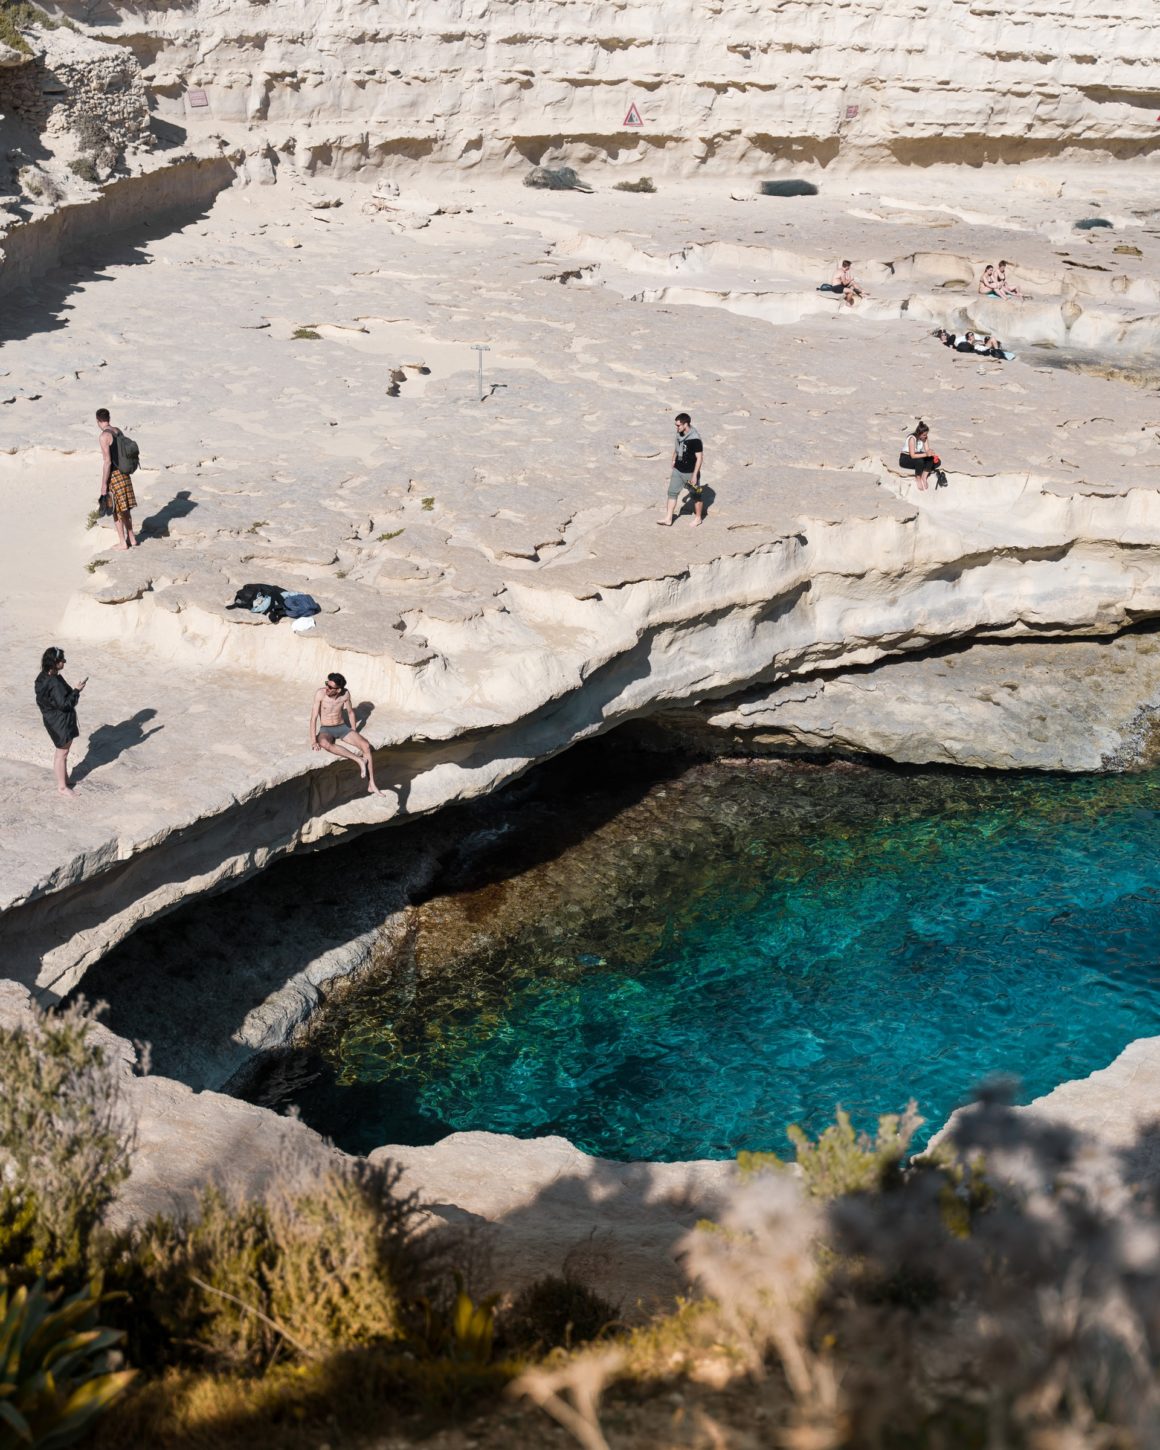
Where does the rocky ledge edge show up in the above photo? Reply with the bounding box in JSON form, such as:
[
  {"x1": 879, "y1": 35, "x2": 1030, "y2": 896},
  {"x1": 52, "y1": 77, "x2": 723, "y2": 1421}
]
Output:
[
  {"x1": 8, "y1": 468, "x2": 1160, "y2": 1001},
  {"x1": 2, "y1": 977, "x2": 1156, "y2": 1311}
]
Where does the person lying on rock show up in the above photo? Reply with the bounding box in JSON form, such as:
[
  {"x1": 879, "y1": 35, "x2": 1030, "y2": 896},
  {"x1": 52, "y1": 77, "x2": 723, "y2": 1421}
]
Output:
[
  {"x1": 971, "y1": 332, "x2": 1008, "y2": 358},
  {"x1": 898, "y1": 420, "x2": 943, "y2": 493},
  {"x1": 819, "y1": 260, "x2": 865, "y2": 306},
  {"x1": 659, "y1": 411, "x2": 705, "y2": 528},
  {"x1": 309, "y1": 672, "x2": 381, "y2": 794}
]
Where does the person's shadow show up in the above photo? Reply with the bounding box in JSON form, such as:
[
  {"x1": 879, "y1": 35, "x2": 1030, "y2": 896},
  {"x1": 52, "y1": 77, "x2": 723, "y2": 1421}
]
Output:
[
  {"x1": 678, "y1": 483, "x2": 717, "y2": 522},
  {"x1": 73, "y1": 709, "x2": 163, "y2": 782},
  {"x1": 353, "y1": 702, "x2": 410, "y2": 809},
  {"x1": 140, "y1": 490, "x2": 198, "y2": 540}
]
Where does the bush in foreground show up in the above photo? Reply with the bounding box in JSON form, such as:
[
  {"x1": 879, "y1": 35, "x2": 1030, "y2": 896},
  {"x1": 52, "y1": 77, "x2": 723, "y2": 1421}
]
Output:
[
  {"x1": 0, "y1": 1000, "x2": 132, "y2": 1284},
  {"x1": 110, "y1": 1163, "x2": 433, "y2": 1372},
  {"x1": 501, "y1": 1274, "x2": 620, "y2": 1355},
  {"x1": 520, "y1": 1094, "x2": 1160, "y2": 1449}
]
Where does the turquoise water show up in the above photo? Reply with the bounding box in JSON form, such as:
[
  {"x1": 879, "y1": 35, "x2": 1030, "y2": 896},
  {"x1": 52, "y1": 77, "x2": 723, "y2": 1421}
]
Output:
[{"x1": 259, "y1": 761, "x2": 1160, "y2": 1160}]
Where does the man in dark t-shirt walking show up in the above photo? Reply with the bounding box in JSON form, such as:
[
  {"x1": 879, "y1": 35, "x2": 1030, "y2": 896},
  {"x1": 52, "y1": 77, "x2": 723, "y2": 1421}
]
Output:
[{"x1": 659, "y1": 412, "x2": 705, "y2": 527}]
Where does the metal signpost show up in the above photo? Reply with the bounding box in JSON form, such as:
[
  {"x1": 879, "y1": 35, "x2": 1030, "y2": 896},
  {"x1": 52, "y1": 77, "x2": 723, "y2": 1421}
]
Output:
[{"x1": 470, "y1": 343, "x2": 490, "y2": 401}]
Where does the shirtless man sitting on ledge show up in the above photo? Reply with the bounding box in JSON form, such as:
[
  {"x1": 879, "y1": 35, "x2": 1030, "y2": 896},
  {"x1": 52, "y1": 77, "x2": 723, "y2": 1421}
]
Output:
[{"x1": 309, "y1": 671, "x2": 381, "y2": 794}]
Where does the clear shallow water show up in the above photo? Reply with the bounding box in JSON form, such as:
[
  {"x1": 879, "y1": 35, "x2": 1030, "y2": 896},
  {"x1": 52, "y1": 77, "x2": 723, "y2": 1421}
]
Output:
[{"x1": 255, "y1": 760, "x2": 1160, "y2": 1161}]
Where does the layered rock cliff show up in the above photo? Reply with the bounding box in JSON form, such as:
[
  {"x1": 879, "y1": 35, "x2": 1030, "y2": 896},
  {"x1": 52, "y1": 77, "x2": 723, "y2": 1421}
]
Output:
[{"x1": 47, "y1": 0, "x2": 1160, "y2": 177}]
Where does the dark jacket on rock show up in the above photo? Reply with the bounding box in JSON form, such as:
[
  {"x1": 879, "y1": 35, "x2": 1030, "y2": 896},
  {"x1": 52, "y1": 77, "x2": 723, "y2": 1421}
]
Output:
[{"x1": 35, "y1": 671, "x2": 80, "y2": 748}]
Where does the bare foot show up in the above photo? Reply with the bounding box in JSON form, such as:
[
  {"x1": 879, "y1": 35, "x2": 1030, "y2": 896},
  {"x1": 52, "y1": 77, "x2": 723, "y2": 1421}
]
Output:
[
  {"x1": 367, "y1": 781, "x2": 382, "y2": 795},
  {"x1": 656, "y1": 519, "x2": 672, "y2": 527},
  {"x1": 357, "y1": 757, "x2": 368, "y2": 778},
  {"x1": 689, "y1": 517, "x2": 702, "y2": 527},
  {"x1": 58, "y1": 785, "x2": 75, "y2": 796},
  {"x1": 114, "y1": 544, "x2": 131, "y2": 551}
]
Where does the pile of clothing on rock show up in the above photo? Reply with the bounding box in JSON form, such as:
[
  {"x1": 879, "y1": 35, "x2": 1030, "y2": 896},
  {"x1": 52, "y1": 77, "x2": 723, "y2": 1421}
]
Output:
[
  {"x1": 932, "y1": 328, "x2": 1016, "y2": 361},
  {"x1": 226, "y1": 582, "x2": 322, "y2": 631}
]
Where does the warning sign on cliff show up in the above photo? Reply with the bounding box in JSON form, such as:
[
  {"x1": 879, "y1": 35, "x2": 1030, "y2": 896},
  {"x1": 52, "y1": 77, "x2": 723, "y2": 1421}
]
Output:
[{"x1": 622, "y1": 103, "x2": 644, "y2": 128}]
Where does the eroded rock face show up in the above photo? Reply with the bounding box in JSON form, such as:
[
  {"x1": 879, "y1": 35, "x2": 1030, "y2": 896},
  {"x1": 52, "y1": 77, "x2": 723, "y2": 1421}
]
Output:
[
  {"x1": 690, "y1": 631, "x2": 1160, "y2": 772},
  {"x1": 52, "y1": 0, "x2": 1160, "y2": 174}
]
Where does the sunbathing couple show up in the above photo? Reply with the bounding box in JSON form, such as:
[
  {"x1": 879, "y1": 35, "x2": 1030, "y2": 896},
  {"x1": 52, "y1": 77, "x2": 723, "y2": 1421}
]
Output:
[
  {"x1": 978, "y1": 261, "x2": 1023, "y2": 300},
  {"x1": 932, "y1": 328, "x2": 1013, "y2": 360},
  {"x1": 818, "y1": 260, "x2": 866, "y2": 306}
]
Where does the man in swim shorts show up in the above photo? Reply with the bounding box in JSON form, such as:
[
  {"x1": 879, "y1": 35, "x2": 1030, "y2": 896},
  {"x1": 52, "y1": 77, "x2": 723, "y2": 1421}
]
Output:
[
  {"x1": 659, "y1": 412, "x2": 705, "y2": 528},
  {"x1": 308, "y1": 671, "x2": 380, "y2": 794}
]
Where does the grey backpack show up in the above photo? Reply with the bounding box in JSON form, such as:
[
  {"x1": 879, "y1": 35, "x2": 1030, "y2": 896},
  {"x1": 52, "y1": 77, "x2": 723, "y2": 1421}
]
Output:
[{"x1": 114, "y1": 430, "x2": 141, "y2": 474}]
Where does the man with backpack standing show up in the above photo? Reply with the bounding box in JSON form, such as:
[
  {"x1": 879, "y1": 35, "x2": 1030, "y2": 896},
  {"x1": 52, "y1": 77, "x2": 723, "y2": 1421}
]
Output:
[{"x1": 96, "y1": 407, "x2": 139, "y2": 550}]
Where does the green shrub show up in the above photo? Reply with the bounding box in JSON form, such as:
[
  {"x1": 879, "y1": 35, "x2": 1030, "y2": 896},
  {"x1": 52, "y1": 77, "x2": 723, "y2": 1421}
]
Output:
[
  {"x1": 739, "y1": 1104, "x2": 923, "y2": 1199},
  {"x1": 501, "y1": 1274, "x2": 619, "y2": 1355},
  {"x1": 111, "y1": 1165, "x2": 430, "y2": 1373},
  {"x1": 0, "y1": 1001, "x2": 132, "y2": 1283},
  {"x1": 0, "y1": 0, "x2": 54, "y2": 54},
  {"x1": 71, "y1": 115, "x2": 110, "y2": 154},
  {"x1": 16, "y1": 165, "x2": 58, "y2": 204},
  {"x1": 84, "y1": 559, "x2": 108, "y2": 574},
  {"x1": 612, "y1": 176, "x2": 656, "y2": 193},
  {"x1": 0, "y1": 1275, "x2": 135, "y2": 1449},
  {"x1": 446, "y1": 1274, "x2": 499, "y2": 1365},
  {"x1": 291, "y1": 327, "x2": 321, "y2": 340},
  {"x1": 68, "y1": 157, "x2": 99, "y2": 185}
]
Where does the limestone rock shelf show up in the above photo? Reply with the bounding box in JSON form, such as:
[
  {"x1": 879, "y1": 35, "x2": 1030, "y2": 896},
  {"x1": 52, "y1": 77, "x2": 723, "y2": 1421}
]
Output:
[{"x1": 3, "y1": 178, "x2": 1160, "y2": 1001}]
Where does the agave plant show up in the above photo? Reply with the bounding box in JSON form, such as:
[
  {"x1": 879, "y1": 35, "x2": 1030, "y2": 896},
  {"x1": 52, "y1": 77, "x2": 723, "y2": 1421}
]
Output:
[{"x1": 0, "y1": 1277, "x2": 134, "y2": 1450}]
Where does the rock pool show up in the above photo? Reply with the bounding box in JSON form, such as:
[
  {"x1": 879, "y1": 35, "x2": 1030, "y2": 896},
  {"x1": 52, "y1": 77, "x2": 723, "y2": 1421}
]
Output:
[{"x1": 246, "y1": 750, "x2": 1160, "y2": 1160}]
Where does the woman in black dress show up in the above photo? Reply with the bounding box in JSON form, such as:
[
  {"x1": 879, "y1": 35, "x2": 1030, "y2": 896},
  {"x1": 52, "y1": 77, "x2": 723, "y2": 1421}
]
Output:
[{"x1": 35, "y1": 647, "x2": 87, "y2": 795}]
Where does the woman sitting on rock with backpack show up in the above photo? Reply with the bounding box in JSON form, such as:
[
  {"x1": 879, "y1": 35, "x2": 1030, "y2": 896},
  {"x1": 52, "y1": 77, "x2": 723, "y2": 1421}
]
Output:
[{"x1": 899, "y1": 420, "x2": 946, "y2": 493}]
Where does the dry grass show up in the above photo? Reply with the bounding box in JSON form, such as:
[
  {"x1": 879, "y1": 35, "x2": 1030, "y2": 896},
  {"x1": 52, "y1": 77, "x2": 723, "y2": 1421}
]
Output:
[
  {"x1": 93, "y1": 1352, "x2": 520, "y2": 1450},
  {"x1": 109, "y1": 1164, "x2": 436, "y2": 1374}
]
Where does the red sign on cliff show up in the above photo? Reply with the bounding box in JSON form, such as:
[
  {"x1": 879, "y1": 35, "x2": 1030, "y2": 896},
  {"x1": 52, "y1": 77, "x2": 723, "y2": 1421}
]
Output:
[{"x1": 623, "y1": 103, "x2": 644, "y2": 128}]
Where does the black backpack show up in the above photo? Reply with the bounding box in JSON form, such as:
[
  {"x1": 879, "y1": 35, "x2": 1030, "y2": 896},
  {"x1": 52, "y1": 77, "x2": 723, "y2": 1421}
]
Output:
[
  {"x1": 227, "y1": 582, "x2": 288, "y2": 622},
  {"x1": 114, "y1": 431, "x2": 141, "y2": 474}
]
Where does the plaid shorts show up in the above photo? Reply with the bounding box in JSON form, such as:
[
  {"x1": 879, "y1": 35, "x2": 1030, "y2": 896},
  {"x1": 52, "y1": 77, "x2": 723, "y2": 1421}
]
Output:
[{"x1": 108, "y1": 469, "x2": 137, "y2": 514}]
